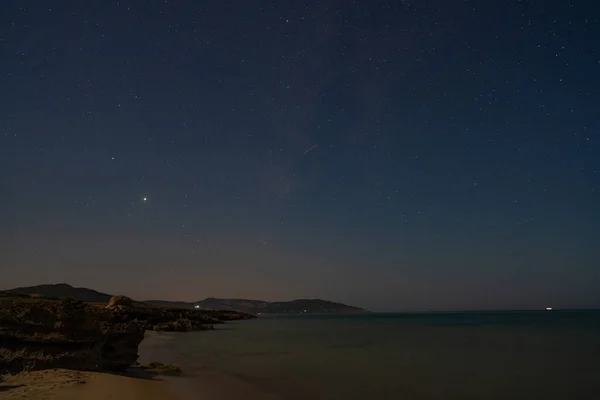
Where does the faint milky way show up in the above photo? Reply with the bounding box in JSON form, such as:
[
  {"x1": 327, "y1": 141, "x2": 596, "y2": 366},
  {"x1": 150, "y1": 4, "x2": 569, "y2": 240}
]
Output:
[{"x1": 0, "y1": 1, "x2": 599, "y2": 311}]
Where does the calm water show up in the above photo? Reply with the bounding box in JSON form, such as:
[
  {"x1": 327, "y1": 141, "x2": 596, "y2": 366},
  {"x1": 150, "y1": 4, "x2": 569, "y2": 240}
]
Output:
[{"x1": 139, "y1": 312, "x2": 600, "y2": 400}]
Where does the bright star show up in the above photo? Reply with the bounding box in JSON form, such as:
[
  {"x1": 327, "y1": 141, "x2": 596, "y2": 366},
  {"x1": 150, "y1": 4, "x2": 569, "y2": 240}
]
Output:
[{"x1": 142, "y1": 197, "x2": 147, "y2": 201}]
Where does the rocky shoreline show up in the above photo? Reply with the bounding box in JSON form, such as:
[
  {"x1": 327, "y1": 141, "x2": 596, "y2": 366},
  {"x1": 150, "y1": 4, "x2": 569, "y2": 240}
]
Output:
[{"x1": 0, "y1": 292, "x2": 254, "y2": 374}]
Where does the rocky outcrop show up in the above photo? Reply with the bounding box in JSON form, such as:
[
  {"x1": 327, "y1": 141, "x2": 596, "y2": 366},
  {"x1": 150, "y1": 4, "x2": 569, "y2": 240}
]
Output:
[
  {"x1": 101, "y1": 298, "x2": 247, "y2": 331},
  {"x1": 152, "y1": 318, "x2": 214, "y2": 332},
  {"x1": 0, "y1": 296, "x2": 144, "y2": 374},
  {"x1": 106, "y1": 295, "x2": 134, "y2": 309},
  {"x1": 0, "y1": 293, "x2": 254, "y2": 374}
]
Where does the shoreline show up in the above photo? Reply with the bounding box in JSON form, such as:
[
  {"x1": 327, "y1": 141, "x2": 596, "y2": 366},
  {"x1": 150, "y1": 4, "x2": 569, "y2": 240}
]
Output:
[
  {"x1": 0, "y1": 293, "x2": 258, "y2": 399},
  {"x1": 0, "y1": 330, "x2": 276, "y2": 400},
  {"x1": 0, "y1": 331, "x2": 183, "y2": 400},
  {"x1": 138, "y1": 331, "x2": 280, "y2": 400}
]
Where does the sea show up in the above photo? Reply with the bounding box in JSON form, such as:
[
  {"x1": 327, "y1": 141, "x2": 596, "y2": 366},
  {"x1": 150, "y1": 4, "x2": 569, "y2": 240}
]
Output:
[{"x1": 138, "y1": 311, "x2": 600, "y2": 400}]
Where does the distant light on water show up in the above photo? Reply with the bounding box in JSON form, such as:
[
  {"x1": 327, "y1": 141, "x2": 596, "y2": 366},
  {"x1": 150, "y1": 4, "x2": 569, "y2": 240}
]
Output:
[{"x1": 546, "y1": 307, "x2": 553, "y2": 311}]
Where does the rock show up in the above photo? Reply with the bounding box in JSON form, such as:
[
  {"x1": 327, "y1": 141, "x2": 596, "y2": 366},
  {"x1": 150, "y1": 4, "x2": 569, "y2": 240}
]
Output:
[
  {"x1": 151, "y1": 317, "x2": 217, "y2": 332},
  {"x1": 0, "y1": 296, "x2": 144, "y2": 374},
  {"x1": 152, "y1": 318, "x2": 195, "y2": 332},
  {"x1": 105, "y1": 295, "x2": 134, "y2": 309},
  {"x1": 0, "y1": 292, "x2": 254, "y2": 374},
  {"x1": 97, "y1": 320, "x2": 144, "y2": 371},
  {"x1": 114, "y1": 304, "x2": 225, "y2": 332},
  {"x1": 142, "y1": 361, "x2": 182, "y2": 376}
]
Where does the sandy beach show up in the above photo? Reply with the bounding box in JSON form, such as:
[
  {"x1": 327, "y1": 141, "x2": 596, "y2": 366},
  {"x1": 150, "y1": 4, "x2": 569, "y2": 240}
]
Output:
[
  {"x1": 0, "y1": 328, "x2": 275, "y2": 400},
  {"x1": 0, "y1": 330, "x2": 276, "y2": 400},
  {"x1": 0, "y1": 369, "x2": 179, "y2": 400},
  {"x1": 0, "y1": 367, "x2": 280, "y2": 400}
]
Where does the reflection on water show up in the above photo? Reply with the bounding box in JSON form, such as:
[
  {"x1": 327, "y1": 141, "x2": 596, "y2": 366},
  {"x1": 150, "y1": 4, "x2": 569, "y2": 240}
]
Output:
[{"x1": 139, "y1": 312, "x2": 600, "y2": 400}]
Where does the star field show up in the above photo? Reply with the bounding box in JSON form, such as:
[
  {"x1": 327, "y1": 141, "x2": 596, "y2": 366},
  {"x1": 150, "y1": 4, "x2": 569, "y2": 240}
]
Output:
[{"x1": 1, "y1": 1, "x2": 599, "y2": 310}]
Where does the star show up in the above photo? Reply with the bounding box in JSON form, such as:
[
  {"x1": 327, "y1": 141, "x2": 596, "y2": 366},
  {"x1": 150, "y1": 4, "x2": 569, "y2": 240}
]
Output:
[{"x1": 142, "y1": 197, "x2": 148, "y2": 202}]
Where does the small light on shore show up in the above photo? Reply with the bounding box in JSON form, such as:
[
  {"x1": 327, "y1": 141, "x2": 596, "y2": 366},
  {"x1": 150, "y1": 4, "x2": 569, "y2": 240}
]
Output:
[
  {"x1": 194, "y1": 305, "x2": 200, "y2": 309},
  {"x1": 546, "y1": 307, "x2": 553, "y2": 311}
]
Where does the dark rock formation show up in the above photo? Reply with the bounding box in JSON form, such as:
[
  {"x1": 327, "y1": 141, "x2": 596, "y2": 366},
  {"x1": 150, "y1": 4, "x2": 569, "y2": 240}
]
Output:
[
  {"x1": 0, "y1": 296, "x2": 144, "y2": 374},
  {"x1": 100, "y1": 296, "x2": 252, "y2": 331},
  {"x1": 0, "y1": 293, "x2": 254, "y2": 374},
  {"x1": 152, "y1": 319, "x2": 214, "y2": 332},
  {"x1": 119, "y1": 305, "x2": 222, "y2": 331},
  {"x1": 142, "y1": 361, "x2": 182, "y2": 376}
]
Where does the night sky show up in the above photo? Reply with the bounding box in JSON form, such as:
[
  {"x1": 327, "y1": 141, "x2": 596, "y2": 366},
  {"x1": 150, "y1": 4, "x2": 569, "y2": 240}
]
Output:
[{"x1": 1, "y1": 1, "x2": 599, "y2": 311}]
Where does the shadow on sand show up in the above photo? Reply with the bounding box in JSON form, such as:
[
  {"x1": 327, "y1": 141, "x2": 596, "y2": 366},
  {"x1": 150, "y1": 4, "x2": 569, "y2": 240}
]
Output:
[
  {"x1": 0, "y1": 383, "x2": 25, "y2": 392},
  {"x1": 0, "y1": 376, "x2": 25, "y2": 392}
]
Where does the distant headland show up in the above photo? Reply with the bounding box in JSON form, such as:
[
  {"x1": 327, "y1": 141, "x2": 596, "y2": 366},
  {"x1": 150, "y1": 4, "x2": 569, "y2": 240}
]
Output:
[{"x1": 3, "y1": 283, "x2": 368, "y2": 314}]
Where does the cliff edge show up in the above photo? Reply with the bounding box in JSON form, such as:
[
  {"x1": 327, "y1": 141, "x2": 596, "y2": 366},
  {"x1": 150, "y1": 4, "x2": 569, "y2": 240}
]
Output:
[
  {"x1": 0, "y1": 295, "x2": 143, "y2": 373},
  {"x1": 0, "y1": 293, "x2": 254, "y2": 374}
]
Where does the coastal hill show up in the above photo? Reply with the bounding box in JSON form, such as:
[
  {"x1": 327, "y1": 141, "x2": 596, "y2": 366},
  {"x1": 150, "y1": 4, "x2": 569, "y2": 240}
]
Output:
[
  {"x1": 5, "y1": 283, "x2": 112, "y2": 303},
  {"x1": 145, "y1": 297, "x2": 367, "y2": 314},
  {"x1": 5, "y1": 283, "x2": 366, "y2": 314}
]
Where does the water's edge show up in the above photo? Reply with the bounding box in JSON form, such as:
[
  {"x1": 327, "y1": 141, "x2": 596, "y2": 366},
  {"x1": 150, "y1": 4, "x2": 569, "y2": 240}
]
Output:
[{"x1": 139, "y1": 312, "x2": 600, "y2": 400}]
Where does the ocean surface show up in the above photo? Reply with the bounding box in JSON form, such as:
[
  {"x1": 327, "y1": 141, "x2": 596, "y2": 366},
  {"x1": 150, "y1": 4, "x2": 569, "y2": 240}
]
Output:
[{"x1": 139, "y1": 311, "x2": 600, "y2": 400}]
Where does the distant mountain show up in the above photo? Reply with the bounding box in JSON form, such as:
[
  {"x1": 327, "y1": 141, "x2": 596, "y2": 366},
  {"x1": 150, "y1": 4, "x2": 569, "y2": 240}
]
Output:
[
  {"x1": 145, "y1": 297, "x2": 367, "y2": 314},
  {"x1": 4, "y1": 284, "x2": 366, "y2": 314},
  {"x1": 5, "y1": 283, "x2": 112, "y2": 303}
]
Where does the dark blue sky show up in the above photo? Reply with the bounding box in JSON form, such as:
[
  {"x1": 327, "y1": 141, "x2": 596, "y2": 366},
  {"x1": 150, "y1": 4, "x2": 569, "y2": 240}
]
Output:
[{"x1": 1, "y1": 1, "x2": 599, "y2": 311}]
